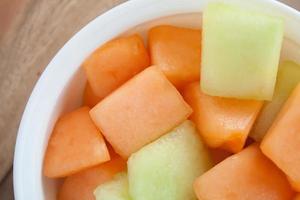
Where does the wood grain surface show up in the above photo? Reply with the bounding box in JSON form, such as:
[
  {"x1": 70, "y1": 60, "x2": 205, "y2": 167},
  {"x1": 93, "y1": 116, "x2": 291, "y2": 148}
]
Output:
[{"x1": 0, "y1": 0, "x2": 299, "y2": 199}]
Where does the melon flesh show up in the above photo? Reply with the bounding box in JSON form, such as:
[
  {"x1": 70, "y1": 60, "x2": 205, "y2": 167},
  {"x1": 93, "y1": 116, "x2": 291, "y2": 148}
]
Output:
[
  {"x1": 251, "y1": 61, "x2": 300, "y2": 141},
  {"x1": 43, "y1": 107, "x2": 110, "y2": 178},
  {"x1": 128, "y1": 121, "x2": 212, "y2": 200},
  {"x1": 83, "y1": 34, "x2": 150, "y2": 99},
  {"x1": 83, "y1": 83, "x2": 102, "y2": 108},
  {"x1": 94, "y1": 172, "x2": 131, "y2": 200},
  {"x1": 183, "y1": 82, "x2": 263, "y2": 153},
  {"x1": 261, "y1": 83, "x2": 300, "y2": 191},
  {"x1": 90, "y1": 66, "x2": 192, "y2": 158},
  {"x1": 149, "y1": 25, "x2": 201, "y2": 88},
  {"x1": 194, "y1": 144, "x2": 294, "y2": 200},
  {"x1": 201, "y1": 3, "x2": 284, "y2": 100},
  {"x1": 58, "y1": 157, "x2": 126, "y2": 200}
]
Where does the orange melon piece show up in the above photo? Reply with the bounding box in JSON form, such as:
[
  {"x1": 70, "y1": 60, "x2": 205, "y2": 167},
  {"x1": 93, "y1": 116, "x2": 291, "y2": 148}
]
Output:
[
  {"x1": 194, "y1": 144, "x2": 294, "y2": 200},
  {"x1": 83, "y1": 83, "x2": 102, "y2": 108},
  {"x1": 90, "y1": 66, "x2": 192, "y2": 158},
  {"x1": 83, "y1": 34, "x2": 150, "y2": 99},
  {"x1": 57, "y1": 156, "x2": 126, "y2": 200},
  {"x1": 43, "y1": 107, "x2": 110, "y2": 178},
  {"x1": 149, "y1": 25, "x2": 201, "y2": 88},
  {"x1": 261, "y1": 83, "x2": 300, "y2": 191},
  {"x1": 183, "y1": 82, "x2": 263, "y2": 153}
]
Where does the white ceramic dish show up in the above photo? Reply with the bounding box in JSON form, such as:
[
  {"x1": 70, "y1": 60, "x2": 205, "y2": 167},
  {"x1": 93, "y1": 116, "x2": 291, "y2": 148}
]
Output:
[{"x1": 13, "y1": 0, "x2": 300, "y2": 199}]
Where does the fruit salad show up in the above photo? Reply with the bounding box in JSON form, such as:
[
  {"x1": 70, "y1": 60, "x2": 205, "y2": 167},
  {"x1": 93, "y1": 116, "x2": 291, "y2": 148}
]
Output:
[{"x1": 43, "y1": 2, "x2": 300, "y2": 200}]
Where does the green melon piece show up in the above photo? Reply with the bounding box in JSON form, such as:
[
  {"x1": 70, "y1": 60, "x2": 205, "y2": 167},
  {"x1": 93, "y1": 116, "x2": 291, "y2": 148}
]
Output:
[
  {"x1": 94, "y1": 172, "x2": 131, "y2": 200},
  {"x1": 251, "y1": 61, "x2": 300, "y2": 141},
  {"x1": 201, "y1": 2, "x2": 284, "y2": 100},
  {"x1": 127, "y1": 120, "x2": 212, "y2": 200}
]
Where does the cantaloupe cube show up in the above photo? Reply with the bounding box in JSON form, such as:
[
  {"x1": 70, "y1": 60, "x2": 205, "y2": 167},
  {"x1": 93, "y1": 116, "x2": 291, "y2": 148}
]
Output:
[
  {"x1": 128, "y1": 121, "x2": 212, "y2": 200},
  {"x1": 201, "y1": 3, "x2": 284, "y2": 100},
  {"x1": 183, "y1": 82, "x2": 263, "y2": 153},
  {"x1": 149, "y1": 25, "x2": 201, "y2": 88},
  {"x1": 261, "y1": 83, "x2": 300, "y2": 191},
  {"x1": 194, "y1": 144, "x2": 294, "y2": 200},
  {"x1": 94, "y1": 172, "x2": 131, "y2": 200},
  {"x1": 58, "y1": 157, "x2": 126, "y2": 200},
  {"x1": 90, "y1": 66, "x2": 192, "y2": 158},
  {"x1": 83, "y1": 34, "x2": 150, "y2": 99},
  {"x1": 251, "y1": 61, "x2": 300, "y2": 141},
  {"x1": 83, "y1": 83, "x2": 102, "y2": 108},
  {"x1": 43, "y1": 107, "x2": 110, "y2": 178}
]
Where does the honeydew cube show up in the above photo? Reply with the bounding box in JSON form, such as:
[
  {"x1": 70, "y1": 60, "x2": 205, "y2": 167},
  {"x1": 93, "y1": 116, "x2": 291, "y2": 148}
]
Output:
[
  {"x1": 201, "y1": 3, "x2": 284, "y2": 100},
  {"x1": 128, "y1": 121, "x2": 212, "y2": 200},
  {"x1": 94, "y1": 172, "x2": 131, "y2": 200}
]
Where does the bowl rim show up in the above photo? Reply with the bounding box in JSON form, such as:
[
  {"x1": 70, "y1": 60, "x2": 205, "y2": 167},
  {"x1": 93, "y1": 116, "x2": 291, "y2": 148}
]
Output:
[{"x1": 13, "y1": 0, "x2": 300, "y2": 199}]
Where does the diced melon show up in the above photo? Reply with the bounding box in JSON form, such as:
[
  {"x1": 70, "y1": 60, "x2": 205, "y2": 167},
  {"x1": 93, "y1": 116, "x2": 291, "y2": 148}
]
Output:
[
  {"x1": 83, "y1": 83, "x2": 102, "y2": 108},
  {"x1": 261, "y1": 83, "x2": 300, "y2": 191},
  {"x1": 194, "y1": 144, "x2": 294, "y2": 200},
  {"x1": 90, "y1": 66, "x2": 192, "y2": 158},
  {"x1": 94, "y1": 172, "x2": 131, "y2": 200},
  {"x1": 58, "y1": 156, "x2": 126, "y2": 200},
  {"x1": 148, "y1": 25, "x2": 201, "y2": 88},
  {"x1": 128, "y1": 121, "x2": 212, "y2": 200},
  {"x1": 43, "y1": 107, "x2": 110, "y2": 178},
  {"x1": 201, "y1": 3, "x2": 284, "y2": 100},
  {"x1": 251, "y1": 61, "x2": 300, "y2": 141},
  {"x1": 183, "y1": 82, "x2": 263, "y2": 153},
  {"x1": 83, "y1": 34, "x2": 150, "y2": 99}
]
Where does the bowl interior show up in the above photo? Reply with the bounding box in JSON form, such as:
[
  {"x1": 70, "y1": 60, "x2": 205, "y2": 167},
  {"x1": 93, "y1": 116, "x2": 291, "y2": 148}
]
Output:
[
  {"x1": 44, "y1": 12, "x2": 300, "y2": 199},
  {"x1": 42, "y1": 13, "x2": 204, "y2": 199},
  {"x1": 14, "y1": 0, "x2": 300, "y2": 200}
]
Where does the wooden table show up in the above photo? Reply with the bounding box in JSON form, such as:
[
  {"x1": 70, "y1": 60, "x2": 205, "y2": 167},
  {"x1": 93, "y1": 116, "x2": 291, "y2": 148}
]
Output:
[{"x1": 0, "y1": 0, "x2": 299, "y2": 199}]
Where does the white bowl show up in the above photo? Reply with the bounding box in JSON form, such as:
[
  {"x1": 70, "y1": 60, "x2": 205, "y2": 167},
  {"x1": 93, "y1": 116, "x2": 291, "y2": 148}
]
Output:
[{"x1": 13, "y1": 0, "x2": 300, "y2": 199}]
